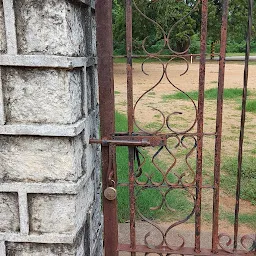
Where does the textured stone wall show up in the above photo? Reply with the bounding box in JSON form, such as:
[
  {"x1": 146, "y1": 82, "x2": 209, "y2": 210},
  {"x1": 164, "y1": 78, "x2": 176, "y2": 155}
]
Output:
[{"x1": 0, "y1": 0, "x2": 102, "y2": 255}]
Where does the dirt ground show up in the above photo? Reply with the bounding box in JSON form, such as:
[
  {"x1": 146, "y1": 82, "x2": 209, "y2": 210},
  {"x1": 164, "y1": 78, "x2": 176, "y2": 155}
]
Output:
[
  {"x1": 113, "y1": 61, "x2": 256, "y2": 245},
  {"x1": 114, "y1": 61, "x2": 256, "y2": 157}
]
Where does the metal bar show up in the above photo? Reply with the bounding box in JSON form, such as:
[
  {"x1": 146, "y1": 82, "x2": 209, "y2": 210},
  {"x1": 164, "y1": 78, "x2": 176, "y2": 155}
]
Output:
[
  {"x1": 234, "y1": 0, "x2": 253, "y2": 250},
  {"x1": 113, "y1": 53, "x2": 216, "y2": 58},
  {"x1": 89, "y1": 135, "x2": 167, "y2": 147},
  {"x1": 114, "y1": 132, "x2": 217, "y2": 136},
  {"x1": 96, "y1": 1, "x2": 118, "y2": 256},
  {"x1": 212, "y1": 0, "x2": 229, "y2": 253},
  {"x1": 126, "y1": 0, "x2": 134, "y2": 135},
  {"x1": 128, "y1": 146, "x2": 136, "y2": 256},
  {"x1": 118, "y1": 183, "x2": 214, "y2": 189},
  {"x1": 126, "y1": 1, "x2": 136, "y2": 255},
  {"x1": 89, "y1": 139, "x2": 151, "y2": 147},
  {"x1": 117, "y1": 244, "x2": 255, "y2": 256},
  {"x1": 195, "y1": 0, "x2": 208, "y2": 252}
]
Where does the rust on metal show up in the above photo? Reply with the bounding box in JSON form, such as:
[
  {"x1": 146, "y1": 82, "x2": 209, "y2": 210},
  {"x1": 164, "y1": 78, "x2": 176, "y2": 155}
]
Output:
[
  {"x1": 234, "y1": 0, "x2": 253, "y2": 251},
  {"x1": 92, "y1": 0, "x2": 255, "y2": 255},
  {"x1": 95, "y1": 1, "x2": 118, "y2": 255},
  {"x1": 195, "y1": 0, "x2": 208, "y2": 252},
  {"x1": 117, "y1": 244, "x2": 256, "y2": 256},
  {"x1": 212, "y1": 0, "x2": 229, "y2": 253},
  {"x1": 126, "y1": 1, "x2": 136, "y2": 255},
  {"x1": 90, "y1": 135, "x2": 167, "y2": 147}
]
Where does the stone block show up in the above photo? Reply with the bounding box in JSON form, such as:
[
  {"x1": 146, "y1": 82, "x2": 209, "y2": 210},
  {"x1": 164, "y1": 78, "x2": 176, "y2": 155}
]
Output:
[
  {"x1": 86, "y1": 67, "x2": 99, "y2": 115},
  {"x1": 2, "y1": 67, "x2": 83, "y2": 125},
  {"x1": 6, "y1": 222, "x2": 92, "y2": 255},
  {"x1": 6, "y1": 242, "x2": 76, "y2": 256},
  {"x1": 0, "y1": 0, "x2": 7, "y2": 54},
  {"x1": 28, "y1": 180, "x2": 94, "y2": 234},
  {"x1": 14, "y1": 0, "x2": 88, "y2": 56},
  {"x1": 93, "y1": 240, "x2": 103, "y2": 256},
  {"x1": 0, "y1": 135, "x2": 84, "y2": 183},
  {"x1": 91, "y1": 13, "x2": 97, "y2": 56},
  {"x1": 0, "y1": 193, "x2": 19, "y2": 232}
]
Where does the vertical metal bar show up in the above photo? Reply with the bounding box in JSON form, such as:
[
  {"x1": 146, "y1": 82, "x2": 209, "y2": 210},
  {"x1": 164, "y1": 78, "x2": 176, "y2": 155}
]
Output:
[
  {"x1": 96, "y1": 1, "x2": 118, "y2": 256},
  {"x1": 128, "y1": 146, "x2": 136, "y2": 256},
  {"x1": 126, "y1": 1, "x2": 136, "y2": 255},
  {"x1": 234, "y1": 0, "x2": 253, "y2": 250},
  {"x1": 195, "y1": 0, "x2": 208, "y2": 253},
  {"x1": 212, "y1": 0, "x2": 229, "y2": 253},
  {"x1": 126, "y1": 0, "x2": 134, "y2": 135}
]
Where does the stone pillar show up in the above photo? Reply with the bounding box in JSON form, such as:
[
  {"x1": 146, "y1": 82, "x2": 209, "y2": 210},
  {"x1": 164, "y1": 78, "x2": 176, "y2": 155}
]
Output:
[{"x1": 0, "y1": 0, "x2": 102, "y2": 255}]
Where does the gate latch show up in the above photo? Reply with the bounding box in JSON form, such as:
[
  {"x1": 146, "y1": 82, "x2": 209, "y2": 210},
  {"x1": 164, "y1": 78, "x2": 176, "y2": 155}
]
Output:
[{"x1": 89, "y1": 135, "x2": 167, "y2": 147}]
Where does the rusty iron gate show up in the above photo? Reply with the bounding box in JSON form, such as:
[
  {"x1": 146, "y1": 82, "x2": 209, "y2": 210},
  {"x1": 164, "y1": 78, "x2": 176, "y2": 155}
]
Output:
[{"x1": 91, "y1": 0, "x2": 256, "y2": 255}]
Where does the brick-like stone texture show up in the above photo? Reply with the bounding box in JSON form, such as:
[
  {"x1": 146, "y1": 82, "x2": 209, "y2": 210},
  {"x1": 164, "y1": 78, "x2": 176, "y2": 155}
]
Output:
[
  {"x1": 2, "y1": 67, "x2": 83, "y2": 125},
  {"x1": 91, "y1": 13, "x2": 97, "y2": 56},
  {"x1": 6, "y1": 242, "x2": 76, "y2": 256},
  {"x1": 0, "y1": 193, "x2": 20, "y2": 232},
  {"x1": 0, "y1": 0, "x2": 102, "y2": 254},
  {"x1": 28, "y1": 182, "x2": 94, "y2": 234},
  {"x1": 0, "y1": 0, "x2": 7, "y2": 54},
  {"x1": 14, "y1": 0, "x2": 88, "y2": 57},
  {"x1": 0, "y1": 135, "x2": 84, "y2": 183},
  {"x1": 6, "y1": 224, "x2": 90, "y2": 256}
]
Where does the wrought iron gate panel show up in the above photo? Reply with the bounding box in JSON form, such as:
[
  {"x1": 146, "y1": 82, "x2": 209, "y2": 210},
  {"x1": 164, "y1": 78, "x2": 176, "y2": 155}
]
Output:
[{"x1": 93, "y1": 0, "x2": 256, "y2": 255}]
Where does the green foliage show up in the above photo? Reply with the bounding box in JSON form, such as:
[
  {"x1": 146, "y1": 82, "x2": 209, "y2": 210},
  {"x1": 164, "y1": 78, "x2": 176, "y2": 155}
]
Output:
[
  {"x1": 221, "y1": 156, "x2": 256, "y2": 205},
  {"x1": 162, "y1": 88, "x2": 250, "y2": 101},
  {"x1": 190, "y1": 34, "x2": 201, "y2": 54},
  {"x1": 112, "y1": 0, "x2": 256, "y2": 55}
]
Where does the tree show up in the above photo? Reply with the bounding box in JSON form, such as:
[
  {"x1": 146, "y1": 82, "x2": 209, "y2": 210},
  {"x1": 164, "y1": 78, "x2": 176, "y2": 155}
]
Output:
[{"x1": 112, "y1": 0, "x2": 256, "y2": 55}]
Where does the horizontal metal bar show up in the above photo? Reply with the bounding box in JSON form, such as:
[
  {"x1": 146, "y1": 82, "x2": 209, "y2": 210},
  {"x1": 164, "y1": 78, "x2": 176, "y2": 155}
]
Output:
[
  {"x1": 117, "y1": 244, "x2": 255, "y2": 255},
  {"x1": 114, "y1": 132, "x2": 216, "y2": 137},
  {"x1": 117, "y1": 183, "x2": 214, "y2": 189},
  {"x1": 113, "y1": 54, "x2": 210, "y2": 58},
  {"x1": 89, "y1": 138, "x2": 151, "y2": 147},
  {"x1": 90, "y1": 135, "x2": 167, "y2": 147}
]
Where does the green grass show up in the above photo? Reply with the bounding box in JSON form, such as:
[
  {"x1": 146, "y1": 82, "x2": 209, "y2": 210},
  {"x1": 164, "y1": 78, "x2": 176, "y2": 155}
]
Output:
[
  {"x1": 244, "y1": 100, "x2": 256, "y2": 113},
  {"x1": 115, "y1": 112, "x2": 193, "y2": 223},
  {"x1": 162, "y1": 88, "x2": 251, "y2": 101},
  {"x1": 221, "y1": 156, "x2": 256, "y2": 205},
  {"x1": 226, "y1": 52, "x2": 256, "y2": 57},
  {"x1": 222, "y1": 212, "x2": 256, "y2": 230}
]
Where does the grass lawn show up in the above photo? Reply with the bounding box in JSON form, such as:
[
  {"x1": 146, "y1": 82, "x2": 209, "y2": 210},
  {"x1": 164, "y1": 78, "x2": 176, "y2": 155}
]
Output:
[
  {"x1": 162, "y1": 88, "x2": 253, "y2": 101},
  {"x1": 226, "y1": 52, "x2": 256, "y2": 57}
]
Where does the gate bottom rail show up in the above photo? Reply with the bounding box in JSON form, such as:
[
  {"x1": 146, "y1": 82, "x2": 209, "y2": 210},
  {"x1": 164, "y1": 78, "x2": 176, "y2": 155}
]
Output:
[{"x1": 118, "y1": 244, "x2": 255, "y2": 255}]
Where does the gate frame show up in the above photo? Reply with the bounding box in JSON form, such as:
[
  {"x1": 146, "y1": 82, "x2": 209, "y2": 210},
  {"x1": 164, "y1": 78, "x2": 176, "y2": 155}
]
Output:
[
  {"x1": 94, "y1": 0, "x2": 255, "y2": 255},
  {"x1": 95, "y1": 1, "x2": 118, "y2": 256}
]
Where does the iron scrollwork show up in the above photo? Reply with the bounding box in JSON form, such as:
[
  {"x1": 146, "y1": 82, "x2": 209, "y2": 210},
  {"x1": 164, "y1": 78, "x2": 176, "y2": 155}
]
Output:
[{"x1": 131, "y1": 0, "x2": 200, "y2": 251}]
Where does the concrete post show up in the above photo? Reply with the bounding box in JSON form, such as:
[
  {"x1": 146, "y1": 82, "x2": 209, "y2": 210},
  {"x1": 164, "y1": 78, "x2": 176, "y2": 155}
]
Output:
[{"x1": 0, "y1": 0, "x2": 102, "y2": 255}]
